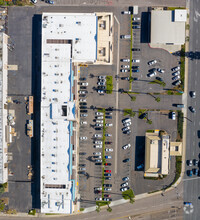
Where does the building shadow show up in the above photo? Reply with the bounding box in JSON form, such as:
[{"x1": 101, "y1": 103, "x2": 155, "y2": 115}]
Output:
[
  {"x1": 140, "y1": 11, "x2": 151, "y2": 43},
  {"x1": 31, "y1": 14, "x2": 42, "y2": 210},
  {"x1": 135, "y1": 136, "x2": 145, "y2": 171}
]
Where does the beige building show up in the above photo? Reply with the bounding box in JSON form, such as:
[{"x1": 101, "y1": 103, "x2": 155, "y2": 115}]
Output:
[{"x1": 144, "y1": 130, "x2": 182, "y2": 177}]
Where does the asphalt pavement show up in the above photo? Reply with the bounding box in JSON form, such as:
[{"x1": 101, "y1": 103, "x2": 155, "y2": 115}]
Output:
[{"x1": 184, "y1": 0, "x2": 200, "y2": 219}]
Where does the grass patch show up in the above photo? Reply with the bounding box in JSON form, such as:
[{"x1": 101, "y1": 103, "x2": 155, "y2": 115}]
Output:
[
  {"x1": 80, "y1": 208, "x2": 85, "y2": 211},
  {"x1": 0, "y1": 183, "x2": 7, "y2": 194},
  {"x1": 155, "y1": 97, "x2": 161, "y2": 102},
  {"x1": 96, "y1": 201, "x2": 110, "y2": 207},
  {"x1": 146, "y1": 129, "x2": 154, "y2": 133},
  {"x1": 122, "y1": 189, "x2": 135, "y2": 202},
  {"x1": 174, "y1": 156, "x2": 182, "y2": 183},
  {"x1": 123, "y1": 91, "x2": 140, "y2": 94},
  {"x1": 167, "y1": 7, "x2": 185, "y2": 10},
  {"x1": 123, "y1": 109, "x2": 136, "y2": 117},
  {"x1": 129, "y1": 14, "x2": 133, "y2": 91},
  {"x1": 149, "y1": 80, "x2": 166, "y2": 87},
  {"x1": 131, "y1": 96, "x2": 136, "y2": 102},
  {"x1": 106, "y1": 76, "x2": 113, "y2": 94},
  {"x1": 177, "y1": 110, "x2": 183, "y2": 140},
  {"x1": 138, "y1": 109, "x2": 147, "y2": 117},
  {"x1": 146, "y1": 119, "x2": 152, "y2": 124},
  {"x1": 28, "y1": 209, "x2": 36, "y2": 215}
]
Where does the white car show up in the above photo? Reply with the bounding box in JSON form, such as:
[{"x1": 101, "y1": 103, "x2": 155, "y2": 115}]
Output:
[
  {"x1": 122, "y1": 126, "x2": 130, "y2": 132},
  {"x1": 31, "y1": 0, "x2": 37, "y2": 3},
  {"x1": 121, "y1": 59, "x2": 130, "y2": 62},
  {"x1": 121, "y1": 69, "x2": 128, "y2": 73},
  {"x1": 80, "y1": 113, "x2": 88, "y2": 117},
  {"x1": 80, "y1": 136, "x2": 87, "y2": 140},
  {"x1": 95, "y1": 112, "x2": 103, "y2": 116},
  {"x1": 94, "y1": 155, "x2": 102, "y2": 159},
  {"x1": 79, "y1": 90, "x2": 87, "y2": 94},
  {"x1": 132, "y1": 59, "x2": 140, "y2": 63},
  {"x1": 81, "y1": 121, "x2": 87, "y2": 125},
  {"x1": 79, "y1": 99, "x2": 86, "y2": 102},
  {"x1": 122, "y1": 176, "x2": 129, "y2": 181},
  {"x1": 148, "y1": 60, "x2": 157, "y2": 65},
  {"x1": 94, "y1": 145, "x2": 102, "y2": 148},
  {"x1": 96, "y1": 120, "x2": 103, "y2": 123},
  {"x1": 123, "y1": 121, "x2": 131, "y2": 127},
  {"x1": 105, "y1": 148, "x2": 113, "y2": 152},
  {"x1": 98, "y1": 90, "x2": 104, "y2": 94},
  {"x1": 148, "y1": 72, "x2": 156, "y2": 77},
  {"x1": 171, "y1": 112, "x2": 176, "y2": 120},
  {"x1": 96, "y1": 116, "x2": 104, "y2": 120},
  {"x1": 121, "y1": 182, "x2": 129, "y2": 187},
  {"x1": 104, "y1": 188, "x2": 112, "y2": 191},
  {"x1": 172, "y1": 71, "x2": 180, "y2": 76},
  {"x1": 95, "y1": 123, "x2": 103, "y2": 127},
  {"x1": 95, "y1": 198, "x2": 102, "y2": 201},
  {"x1": 172, "y1": 75, "x2": 180, "y2": 81},
  {"x1": 121, "y1": 65, "x2": 130, "y2": 68},
  {"x1": 105, "y1": 133, "x2": 112, "y2": 137},
  {"x1": 94, "y1": 187, "x2": 102, "y2": 190},
  {"x1": 122, "y1": 118, "x2": 131, "y2": 123},
  {"x1": 94, "y1": 134, "x2": 102, "y2": 138},
  {"x1": 157, "y1": 68, "x2": 165, "y2": 73},
  {"x1": 80, "y1": 82, "x2": 88, "y2": 86},
  {"x1": 122, "y1": 11, "x2": 131, "y2": 14},
  {"x1": 122, "y1": 144, "x2": 131, "y2": 150},
  {"x1": 98, "y1": 76, "x2": 106, "y2": 79},
  {"x1": 93, "y1": 152, "x2": 101, "y2": 155},
  {"x1": 106, "y1": 123, "x2": 113, "y2": 127},
  {"x1": 105, "y1": 155, "x2": 112, "y2": 159},
  {"x1": 133, "y1": 17, "x2": 140, "y2": 21},
  {"x1": 95, "y1": 141, "x2": 103, "y2": 145},
  {"x1": 120, "y1": 187, "x2": 129, "y2": 192},
  {"x1": 95, "y1": 159, "x2": 102, "y2": 162},
  {"x1": 171, "y1": 66, "x2": 180, "y2": 71},
  {"x1": 97, "y1": 82, "x2": 105, "y2": 86}
]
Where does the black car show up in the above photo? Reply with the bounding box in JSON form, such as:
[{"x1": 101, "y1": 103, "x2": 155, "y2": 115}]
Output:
[
  {"x1": 132, "y1": 25, "x2": 140, "y2": 29},
  {"x1": 123, "y1": 158, "x2": 130, "y2": 163},
  {"x1": 80, "y1": 110, "x2": 88, "y2": 113},
  {"x1": 79, "y1": 164, "x2": 86, "y2": 167},
  {"x1": 105, "y1": 116, "x2": 112, "y2": 119},
  {"x1": 132, "y1": 22, "x2": 140, "y2": 25},
  {"x1": 97, "y1": 86, "x2": 106, "y2": 90},
  {"x1": 106, "y1": 112, "x2": 112, "y2": 115},
  {"x1": 133, "y1": 77, "x2": 138, "y2": 81},
  {"x1": 79, "y1": 94, "x2": 86, "y2": 98},
  {"x1": 79, "y1": 77, "x2": 86, "y2": 81},
  {"x1": 95, "y1": 127, "x2": 103, "y2": 130},
  {"x1": 106, "y1": 107, "x2": 113, "y2": 112},
  {"x1": 105, "y1": 177, "x2": 111, "y2": 180},
  {"x1": 103, "y1": 184, "x2": 112, "y2": 187},
  {"x1": 79, "y1": 152, "x2": 86, "y2": 155},
  {"x1": 132, "y1": 66, "x2": 139, "y2": 69},
  {"x1": 79, "y1": 102, "x2": 87, "y2": 106},
  {"x1": 132, "y1": 48, "x2": 140, "y2": 51},
  {"x1": 189, "y1": 106, "x2": 196, "y2": 113},
  {"x1": 105, "y1": 142, "x2": 112, "y2": 144},
  {"x1": 95, "y1": 163, "x2": 102, "y2": 166},
  {"x1": 80, "y1": 106, "x2": 87, "y2": 109},
  {"x1": 121, "y1": 77, "x2": 130, "y2": 80},
  {"x1": 139, "y1": 113, "x2": 147, "y2": 119},
  {"x1": 80, "y1": 86, "x2": 87, "y2": 90},
  {"x1": 78, "y1": 171, "x2": 86, "y2": 175},
  {"x1": 149, "y1": 68, "x2": 157, "y2": 72},
  {"x1": 156, "y1": 77, "x2": 163, "y2": 82}
]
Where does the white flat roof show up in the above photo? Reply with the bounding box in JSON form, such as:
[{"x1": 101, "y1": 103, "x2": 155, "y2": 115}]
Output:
[
  {"x1": 175, "y1": 9, "x2": 187, "y2": 22},
  {"x1": 151, "y1": 10, "x2": 186, "y2": 45},
  {"x1": 42, "y1": 13, "x2": 97, "y2": 62}
]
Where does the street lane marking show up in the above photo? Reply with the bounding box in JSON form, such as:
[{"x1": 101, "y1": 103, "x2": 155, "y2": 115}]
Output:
[{"x1": 183, "y1": 177, "x2": 200, "y2": 181}]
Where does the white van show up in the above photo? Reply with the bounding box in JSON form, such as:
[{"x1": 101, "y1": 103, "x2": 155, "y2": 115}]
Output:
[{"x1": 122, "y1": 118, "x2": 131, "y2": 123}]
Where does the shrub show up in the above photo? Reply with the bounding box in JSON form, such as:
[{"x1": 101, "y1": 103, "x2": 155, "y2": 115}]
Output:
[
  {"x1": 106, "y1": 76, "x2": 113, "y2": 94},
  {"x1": 155, "y1": 97, "x2": 160, "y2": 102},
  {"x1": 147, "y1": 119, "x2": 152, "y2": 124},
  {"x1": 131, "y1": 96, "x2": 136, "y2": 102},
  {"x1": 80, "y1": 208, "x2": 84, "y2": 211},
  {"x1": 28, "y1": 209, "x2": 36, "y2": 215},
  {"x1": 107, "y1": 207, "x2": 112, "y2": 212}
]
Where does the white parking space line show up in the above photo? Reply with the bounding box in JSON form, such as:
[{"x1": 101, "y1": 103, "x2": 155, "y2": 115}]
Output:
[
  {"x1": 114, "y1": 15, "x2": 120, "y2": 174},
  {"x1": 183, "y1": 176, "x2": 200, "y2": 181}
]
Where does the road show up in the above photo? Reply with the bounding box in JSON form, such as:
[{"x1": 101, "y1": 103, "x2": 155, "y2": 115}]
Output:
[{"x1": 184, "y1": 0, "x2": 200, "y2": 219}]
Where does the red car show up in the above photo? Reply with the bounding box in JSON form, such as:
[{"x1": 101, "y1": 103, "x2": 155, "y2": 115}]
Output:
[
  {"x1": 104, "y1": 194, "x2": 111, "y2": 198},
  {"x1": 105, "y1": 170, "x2": 111, "y2": 173},
  {"x1": 105, "y1": 163, "x2": 112, "y2": 166},
  {"x1": 95, "y1": 190, "x2": 101, "y2": 194}
]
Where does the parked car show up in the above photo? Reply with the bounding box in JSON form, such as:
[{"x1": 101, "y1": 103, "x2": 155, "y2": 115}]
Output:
[
  {"x1": 95, "y1": 112, "x2": 103, "y2": 116},
  {"x1": 105, "y1": 156, "x2": 112, "y2": 159},
  {"x1": 122, "y1": 144, "x2": 131, "y2": 150},
  {"x1": 132, "y1": 66, "x2": 139, "y2": 69},
  {"x1": 95, "y1": 123, "x2": 103, "y2": 127},
  {"x1": 187, "y1": 170, "x2": 193, "y2": 177},
  {"x1": 172, "y1": 75, "x2": 180, "y2": 81},
  {"x1": 121, "y1": 59, "x2": 130, "y2": 62},
  {"x1": 132, "y1": 59, "x2": 140, "y2": 63},
  {"x1": 93, "y1": 152, "x2": 101, "y2": 156},
  {"x1": 103, "y1": 198, "x2": 112, "y2": 201},
  {"x1": 122, "y1": 126, "x2": 130, "y2": 132},
  {"x1": 148, "y1": 60, "x2": 157, "y2": 66},
  {"x1": 79, "y1": 77, "x2": 86, "y2": 81},
  {"x1": 171, "y1": 112, "x2": 176, "y2": 120},
  {"x1": 104, "y1": 173, "x2": 111, "y2": 177},
  {"x1": 95, "y1": 141, "x2": 103, "y2": 145},
  {"x1": 189, "y1": 106, "x2": 196, "y2": 113},
  {"x1": 106, "y1": 112, "x2": 112, "y2": 115},
  {"x1": 132, "y1": 25, "x2": 140, "y2": 29},
  {"x1": 96, "y1": 116, "x2": 104, "y2": 119},
  {"x1": 123, "y1": 158, "x2": 130, "y2": 163},
  {"x1": 122, "y1": 11, "x2": 131, "y2": 14},
  {"x1": 95, "y1": 198, "x2": 102, "y2": 201},
  {"x1": 97, "y1": 82, "x2": 105, "y2": 86},
  {"x1": 105, "y1": 133, "x2": 112, "y2": 137},
  {"x1": 79, "y1": 90, "x2": 88, "y2": 94},
  {"x1": 98, "y1": 76, "x2": 106, "y2": 79},
  {"x1": 105, "y1": 177, "x2": 111, "y2": 180},
  {"x1": 188, "y1": 160, "x2": 192, "y2": 166},
  {"x1": 104, "y1": 188, "x2": 112, "y2": 191},
  {"x1": 156, "y1": 77, "x2": 163, "y2": 82},
  {"x1": 121, "y1": 182, "x2": 129, "y2": 187},
  {"x1": 193, "y1": 159, "x2": 198, "y2": 166},
  {"x1": 124, "y1": 130, "x2": 131, "y2": 134},
  {"x1": 157, "y1": 68, "x2": 165, "y2": 73},
  {"x1": 95, "y1": 159, "x2": 102, "y2": 162},
  {"x1": 104, "y1": 194, "x2": 111, "y2": 198},
  {"x1": 148, "y1": 72, "x2": 156, "y2": 77},
  {"x1": 94, "y1": 134, "x2": 102, "y2": 138},
  {"x1": 79, "y1": 99, "x2": 86, "y2": 102},
  {"x1": 105, "y1": 116, "x2": 112, "y2": 119},
  {"x1": 80, "y1": 136, "x2": 87, "y2": 140},
  {"x1": 190, "y1": 91, "x2": 196, "y2": 98},
  {"x1": 105, "y1": 148, "x2": 113, "y2": 152},
  {"x1": 80, "y1": 82, "x2": 88, "y2": 86},
  {"x1": 121, "y1": 65, "x2": 130, "y2": 68},
  {"x1": 193, "y1": 168, "x2": 198, "y2": 175},
  {"x1": 121, "y1": 77, "x2": 130, "y2": 80},
  {"x1": 106, "y1": 123, "x2": 113, "y2": 127},
  {"x1": 122, "y1": 176, "x2": 129, "y2": 181},
  {"x1": 94, "y1": 145, "x2": 102, "y2": 148},
  {"x1": 96, "y1": 120, "x2": 103, "y2": 123},
  {"x1": 79, "y1": 152, "x2": 86, "y2": 155},
  {"x1": 172, "y1": 71, "x2": 180, "y2": 76},
  {"x1": 97, "y1": 86, "x2": 106, "y2": 90},
  {"x1": 45, "y1": 0, "x2": 54, "y2": 3},
  {"x1": 173, "y1": 80, "x2": 181, "y2": 86},
  {"x1": 93, "y1": 155, "x2": 101, "y2": 159},
  {"x1": 105, "y1": 142, "x2": 112, "y2": 145},
  {"x1": 122, "y1": 118, "x2": 131, "y2": 123},
  {"x1": 121, "y1": 69, "x2": 129, "y2": 73},
  {"x1": 136, "y1": 164, "x2": 144, "y2": 170},
  {"x1": 81, "y1": 121, "x2": 87, "y2": 125},
  {"x1": 132, "y1": 48, "x2": 140, "y2": 51},
  {"x1": 105, "y1": 163, "x2": 112, "y2": 166},
  {"x1": 80, "y1": 106, "x2": 87, "y2": 109},
  {"x1": 171, "y1": 66, "x2": 180, "y2": 71},
  {"x1": 79, "y1": 94, "x2": 86, "y2": 98},
  {"x1": 120, "y1": 35, "x2": 131, "y2": 39},
  {"x1": 95, "y1": 127, "x2": 103, "y2": 131},
  {"x1": 123, "y1": 122, "x2": 131, "y2": 127},
  {"x1": 120, "y1": 187, "x2": 129, "y2": 192},
  {"x1": 104, "y1": 183, "x2": 112, "y2": 187},
  {"x1": 79, "y1": 167, "x2": 86, "y2": 171},
  {"x1": 80, "y1": 113, "x2": 88, "y2": 117},
  {"x1": 132, "y1": 69, "x2": 139, "y2": 73},
  {"x1": 79, "y1": 164, "x2": 86, "y2": 167},
  {"x1": 97, "y1": 90, "x2": 104, "y2": 94}
]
